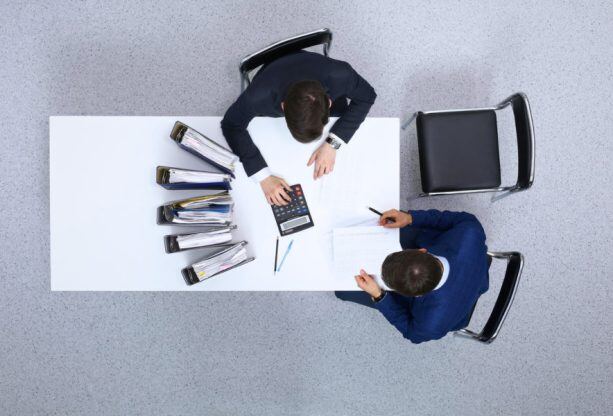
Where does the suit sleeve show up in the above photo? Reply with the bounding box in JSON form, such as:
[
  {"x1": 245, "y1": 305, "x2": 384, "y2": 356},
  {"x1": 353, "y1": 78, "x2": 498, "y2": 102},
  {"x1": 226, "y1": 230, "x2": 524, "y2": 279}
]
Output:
[
  {"x1": 328, "y1": 63, "x2": 377, "y2": 143},
  {"x1": 409, "y1": 209, "x2": 480, "y2": 232},
  {"x1": 374, "y1": 293, "x2": 444, "y2": 344},
  {"x1": 221, "y1": 94, "x2": 268, "y2": 177}
]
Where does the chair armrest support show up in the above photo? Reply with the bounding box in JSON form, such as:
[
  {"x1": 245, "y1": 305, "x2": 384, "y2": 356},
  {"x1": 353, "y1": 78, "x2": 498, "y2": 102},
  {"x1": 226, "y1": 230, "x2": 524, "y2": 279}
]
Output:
[
  {"x1": 496, "y1": 93, "x2": 535, "y2": 192},
  {"x1": 455, "y1": 251, "x2": 524, "y2": 343}
]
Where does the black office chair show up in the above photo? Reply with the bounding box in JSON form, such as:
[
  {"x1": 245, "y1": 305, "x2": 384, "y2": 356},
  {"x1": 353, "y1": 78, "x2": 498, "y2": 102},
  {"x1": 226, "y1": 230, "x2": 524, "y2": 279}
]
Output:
[
  {"x1": 239, "y1": 28, "x2": 333, "y2": 92},
  {"x1": 404, "y1": 93, "x2": 535, "y2": 200},
  {"x1": 455, "y1": 251, "x2": 524, "y2": 344}
]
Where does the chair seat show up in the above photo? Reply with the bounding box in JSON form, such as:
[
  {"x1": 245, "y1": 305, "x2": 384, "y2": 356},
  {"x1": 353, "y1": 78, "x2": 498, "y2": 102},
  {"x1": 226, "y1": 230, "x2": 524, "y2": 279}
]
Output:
[{"x1": 417, "y1": 110, "x2": 501, "y2": 193}]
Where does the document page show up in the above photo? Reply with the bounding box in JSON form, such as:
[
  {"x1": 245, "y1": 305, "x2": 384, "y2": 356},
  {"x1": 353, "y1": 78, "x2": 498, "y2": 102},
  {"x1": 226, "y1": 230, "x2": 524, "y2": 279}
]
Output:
[{"x1": 332, "y1": 226, "x2": 402, "y2": 289}]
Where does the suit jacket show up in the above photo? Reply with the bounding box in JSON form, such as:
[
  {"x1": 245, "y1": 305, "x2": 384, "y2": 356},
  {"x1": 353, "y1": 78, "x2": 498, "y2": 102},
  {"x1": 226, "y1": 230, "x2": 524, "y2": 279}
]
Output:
[
  {"x1": 221, "y1": 51, "x2": 377, "y2": 176},
  {"x1": 375, "y1": 210, "x2": 490, "y2": 344}
]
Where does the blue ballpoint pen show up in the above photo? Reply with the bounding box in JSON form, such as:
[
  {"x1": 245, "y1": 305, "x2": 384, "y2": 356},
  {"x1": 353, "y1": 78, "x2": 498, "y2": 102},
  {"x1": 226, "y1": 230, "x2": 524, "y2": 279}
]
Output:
[{"x1": 276, "y1": 240, "x2": 294, "y2": 273}]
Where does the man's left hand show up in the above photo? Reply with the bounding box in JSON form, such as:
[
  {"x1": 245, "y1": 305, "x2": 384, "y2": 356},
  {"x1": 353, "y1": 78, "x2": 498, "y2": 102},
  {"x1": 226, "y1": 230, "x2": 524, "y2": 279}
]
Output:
[
  {"x1": 354, "y1": 269, "x2": 382, "y2": 298},
  {"x1": 307, "y1": 143, "x2": 336, "y2": 180}
]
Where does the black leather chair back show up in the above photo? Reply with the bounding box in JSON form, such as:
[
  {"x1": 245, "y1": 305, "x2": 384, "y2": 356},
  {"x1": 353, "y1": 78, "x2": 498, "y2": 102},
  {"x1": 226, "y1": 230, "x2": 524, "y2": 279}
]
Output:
[{"x1": 239, "y1": 28, "x2": 332, "y2": 89}]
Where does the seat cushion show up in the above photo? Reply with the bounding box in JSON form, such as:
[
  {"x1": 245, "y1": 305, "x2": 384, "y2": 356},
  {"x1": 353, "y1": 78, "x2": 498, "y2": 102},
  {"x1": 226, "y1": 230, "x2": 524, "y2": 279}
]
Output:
[{"x1": 417, "y1": 110, "x2": 501, "y2": 193}]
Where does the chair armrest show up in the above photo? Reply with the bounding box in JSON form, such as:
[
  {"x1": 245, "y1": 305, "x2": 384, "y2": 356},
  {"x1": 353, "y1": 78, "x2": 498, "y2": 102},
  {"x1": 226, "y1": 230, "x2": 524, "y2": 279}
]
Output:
[
  {"x1": 497, "y1": 93, "x2": 535, "y2": 191},
  {"x1": 457, "y1": 251, "x2": 524, "y2": 343}
]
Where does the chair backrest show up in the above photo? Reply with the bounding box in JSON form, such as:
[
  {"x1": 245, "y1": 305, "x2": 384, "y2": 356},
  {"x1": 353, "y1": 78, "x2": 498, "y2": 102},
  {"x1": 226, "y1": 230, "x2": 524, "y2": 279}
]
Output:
[
  {"x1": 457, "y1": 251, "x2": 524, "y2": 343},
  {"x1": 498, "y1": 93, "x2": 535, "y2": 191},
  {"x1": 239, "y1": 28, "x2": 332, "y2": 89}
]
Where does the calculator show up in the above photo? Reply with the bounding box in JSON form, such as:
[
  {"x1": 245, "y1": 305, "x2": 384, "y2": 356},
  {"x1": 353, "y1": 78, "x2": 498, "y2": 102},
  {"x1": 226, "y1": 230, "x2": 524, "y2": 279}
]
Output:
[{"x1": 271, "y1": 184, "x2": 314, "y2": 236}]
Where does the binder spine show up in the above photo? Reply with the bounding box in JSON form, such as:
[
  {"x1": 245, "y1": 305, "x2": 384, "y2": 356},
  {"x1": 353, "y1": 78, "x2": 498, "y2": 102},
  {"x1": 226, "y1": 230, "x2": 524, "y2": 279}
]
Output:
[
  {"x1": 156, "y1": 206, "x2": 170, "y2": 225},
  {"x1": 170, "y1": 121, "x2": 187, "y2": 143},
  {"x1": 155, "y1": 166, "x2": 169, "y2": 185},
  {"x1": 163, "y1": 205, "x2": 175, "y2": 223},
  {"x1": 164, "y1": 235, "x2": 177, "y2": 252},
  {"x1": 182, "y1": 267, "x2": 199, "y2": 285}
]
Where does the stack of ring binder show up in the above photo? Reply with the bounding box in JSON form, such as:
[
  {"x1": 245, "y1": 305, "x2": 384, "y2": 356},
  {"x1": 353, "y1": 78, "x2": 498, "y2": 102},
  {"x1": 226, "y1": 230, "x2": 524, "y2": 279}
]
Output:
[
  {"x1": 156, "y1": 166, "x2": 232, "y2": 190},
  {"x1": 157, "y1": 121, "x2": 255, "y2": 285},
  {"x1": 157, "y1": 192, "x2": 234, "y2": 226},
  {"x1": 164, "y1": 226, "x2": 236, "y2": 253},
  {"x1": 181, "y1": 241, "x2": 255, "y2": 286}
]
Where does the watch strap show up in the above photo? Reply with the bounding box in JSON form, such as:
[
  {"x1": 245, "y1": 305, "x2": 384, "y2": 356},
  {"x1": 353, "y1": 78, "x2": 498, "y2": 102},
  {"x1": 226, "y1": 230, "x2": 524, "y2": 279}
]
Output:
[
  {"x1": 372, "y1": 289, "x2": 386, "y2": 303},
  {"x1": 325, "y1": 135, "x2": 342, "y2": 149}
]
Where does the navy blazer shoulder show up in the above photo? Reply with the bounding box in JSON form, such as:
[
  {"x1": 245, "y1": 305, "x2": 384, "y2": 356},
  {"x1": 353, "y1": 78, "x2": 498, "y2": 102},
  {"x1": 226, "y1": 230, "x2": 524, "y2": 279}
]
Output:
[{"x1": 221, "y1": 51, "x2": 377, "y2": 176}]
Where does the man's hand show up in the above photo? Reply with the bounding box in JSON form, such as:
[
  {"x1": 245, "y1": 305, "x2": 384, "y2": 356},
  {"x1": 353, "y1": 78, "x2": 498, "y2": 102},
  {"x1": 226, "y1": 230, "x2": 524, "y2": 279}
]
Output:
[
  {"x1": 354, "y1": 269, "x2": 382, "y2": 298},
  {"x1": 307, "y1": 143, "x2": 336, "y2": 180},
  {"x1": 260, "y1": 175, "x2": 292, "y2": 206},
  {"x1": 379, "y1": 209, "x2": 413, "y2": 228}
]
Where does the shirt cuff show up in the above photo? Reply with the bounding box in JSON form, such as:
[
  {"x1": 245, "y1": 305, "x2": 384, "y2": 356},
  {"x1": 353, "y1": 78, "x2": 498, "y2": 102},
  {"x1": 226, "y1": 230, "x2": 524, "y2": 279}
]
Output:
[
  {"x1": 372, "y1": 290, "x2": 387, "y2": 304},
  {"x1": 373, "y1": 291, "x2": 393, "y2": 311},
  {"x1": 328, "y1": 132, "x2": 346, "y2": 145},
  {"x1": 250, "y1": 167, "x2": 272, "y2": 183}
]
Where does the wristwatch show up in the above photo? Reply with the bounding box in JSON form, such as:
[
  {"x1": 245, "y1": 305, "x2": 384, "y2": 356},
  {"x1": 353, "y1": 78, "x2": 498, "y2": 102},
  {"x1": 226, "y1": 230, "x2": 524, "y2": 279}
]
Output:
[
  {"x1": 372, "y1": 289, "x2": 386, "y2": 303},
  {"x1": 325, "y1": 135, "x2": 342, "y2": 150}
]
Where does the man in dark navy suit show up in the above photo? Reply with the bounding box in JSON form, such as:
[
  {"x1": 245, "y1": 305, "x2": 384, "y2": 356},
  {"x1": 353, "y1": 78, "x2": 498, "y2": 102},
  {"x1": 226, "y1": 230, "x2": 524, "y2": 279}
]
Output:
[
  {"x1": 221, "y1": 51, "x2": 377, "y2": 206},
  {"x1": 337, "y1": 209, "x2": 490, "y2": 344}
]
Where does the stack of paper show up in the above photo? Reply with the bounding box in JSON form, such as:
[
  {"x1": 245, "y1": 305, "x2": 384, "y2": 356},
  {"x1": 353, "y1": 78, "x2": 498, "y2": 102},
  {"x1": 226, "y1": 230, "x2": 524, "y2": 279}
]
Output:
[
  {"x1": 171, "y1": 192, "x2": 234, "y2": 225},
  {"x1": 191, "y1": 243, "x2": 249, "y2": 280},
  {"x1": 176, "y1": 228, "x2": 233, "y2": 249},
  {"x1": 168, "y1": 168, "x2": 230, "y2": 184},
  {"x1": 181, "y1": 128, "x2": 238, "y2": 173}
]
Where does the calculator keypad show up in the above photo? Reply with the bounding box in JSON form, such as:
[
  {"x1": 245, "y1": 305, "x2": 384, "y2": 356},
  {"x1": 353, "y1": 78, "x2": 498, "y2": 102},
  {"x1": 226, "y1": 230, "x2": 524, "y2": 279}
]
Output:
[{"x1": 271, "y1": 184, "x2": 314, "y2": 235}]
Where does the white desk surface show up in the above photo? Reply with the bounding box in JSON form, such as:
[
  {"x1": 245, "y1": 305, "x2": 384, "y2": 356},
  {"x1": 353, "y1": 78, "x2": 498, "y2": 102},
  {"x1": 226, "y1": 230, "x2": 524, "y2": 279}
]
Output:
[{"x1": 50, "y1": 116, "x2": 399, "y2": 291}]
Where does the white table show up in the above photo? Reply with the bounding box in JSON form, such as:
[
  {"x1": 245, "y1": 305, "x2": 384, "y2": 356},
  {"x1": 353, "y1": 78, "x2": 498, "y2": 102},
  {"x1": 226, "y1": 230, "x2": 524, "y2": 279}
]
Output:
[{"x1": 50, "y1": 116, "x2": 399, "y2": 291}]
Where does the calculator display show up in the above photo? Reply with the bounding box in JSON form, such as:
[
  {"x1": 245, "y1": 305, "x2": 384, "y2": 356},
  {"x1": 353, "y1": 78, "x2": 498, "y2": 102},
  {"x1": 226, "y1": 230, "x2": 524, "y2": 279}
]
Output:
[
  {"x1": 280, "y1": 215, "x2": 310, "y2": 231},
  {"x1": 270, "y1": 184, "x2": 314, "y2": 236}
]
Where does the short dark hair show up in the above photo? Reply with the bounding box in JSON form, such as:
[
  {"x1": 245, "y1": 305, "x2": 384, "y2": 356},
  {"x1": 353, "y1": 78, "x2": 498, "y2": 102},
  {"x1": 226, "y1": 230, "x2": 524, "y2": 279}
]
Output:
[
  {"x1": 381, "y1": 250, "x2": 443, "y2": 297},
  {"x1": 283, "y1": 80, "x2": 329, "y2": 143}
]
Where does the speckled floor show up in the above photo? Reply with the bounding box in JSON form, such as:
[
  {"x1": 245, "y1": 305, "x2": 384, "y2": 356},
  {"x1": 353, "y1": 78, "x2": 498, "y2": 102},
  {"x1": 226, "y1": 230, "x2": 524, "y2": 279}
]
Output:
[{"x1": 1, "y1": 1, "x2": 611, "y2": 415}]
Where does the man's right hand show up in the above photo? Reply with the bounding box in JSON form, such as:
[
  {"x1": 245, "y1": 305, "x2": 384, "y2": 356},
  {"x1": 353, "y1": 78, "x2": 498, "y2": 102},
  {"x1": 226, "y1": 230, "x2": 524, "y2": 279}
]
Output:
[
  {"x1": 379, "y1": 209, "x2": 412, "y2": 228},
  {"x1": 260, "y1": 175, "x2": 292, "y2": 206}
]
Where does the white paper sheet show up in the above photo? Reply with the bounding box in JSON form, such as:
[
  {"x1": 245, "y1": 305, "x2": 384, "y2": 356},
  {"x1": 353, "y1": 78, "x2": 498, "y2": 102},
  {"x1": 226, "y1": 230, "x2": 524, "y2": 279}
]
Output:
[{"x1": 332, "y1": 225, "x2": 402, "y2": 289}]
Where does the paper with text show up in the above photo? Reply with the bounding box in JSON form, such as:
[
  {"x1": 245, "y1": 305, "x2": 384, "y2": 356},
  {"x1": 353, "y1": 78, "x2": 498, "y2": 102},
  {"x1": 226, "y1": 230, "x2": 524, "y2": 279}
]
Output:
[{"x1": 332, "y1": 226, "x2": 402, "y2": 289}]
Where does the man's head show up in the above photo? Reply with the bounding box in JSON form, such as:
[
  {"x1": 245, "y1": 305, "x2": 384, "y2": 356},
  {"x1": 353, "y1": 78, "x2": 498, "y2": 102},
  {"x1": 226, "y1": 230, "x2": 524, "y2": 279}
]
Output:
[
  {"x1": 282, "y1": 80, "x2": 330, "y2": 143},
  {"x1": 381, "y1": 249, "x2": 443, "y2": 297}
]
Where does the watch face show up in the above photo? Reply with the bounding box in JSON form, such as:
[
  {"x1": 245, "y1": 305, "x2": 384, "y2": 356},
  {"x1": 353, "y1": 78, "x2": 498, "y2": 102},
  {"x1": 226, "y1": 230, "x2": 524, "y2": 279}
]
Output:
[{"x1": 327, "y1": 137, "x2": 341, "y2": 149}]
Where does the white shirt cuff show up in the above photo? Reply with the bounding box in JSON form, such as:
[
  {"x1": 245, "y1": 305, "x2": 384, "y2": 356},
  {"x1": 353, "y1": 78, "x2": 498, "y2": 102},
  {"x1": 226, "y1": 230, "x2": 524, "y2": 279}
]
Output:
[
  {"x1": 250, "y1": 167, "x2": 272, "y2": 183},
  {"x1": 328, "y1": 132, "x2": 345, "y2": 146}
]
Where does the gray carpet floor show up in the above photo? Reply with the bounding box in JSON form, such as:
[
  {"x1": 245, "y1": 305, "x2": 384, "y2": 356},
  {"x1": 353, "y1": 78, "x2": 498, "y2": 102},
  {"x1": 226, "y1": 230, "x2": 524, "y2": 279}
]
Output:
[{"x1": 1, "y1": 1, "x2": 611, "y2": 415}]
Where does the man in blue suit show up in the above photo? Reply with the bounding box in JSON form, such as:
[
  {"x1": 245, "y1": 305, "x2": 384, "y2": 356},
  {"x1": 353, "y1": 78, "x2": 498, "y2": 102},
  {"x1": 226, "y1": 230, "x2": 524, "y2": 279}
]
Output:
[{"x1": 336, "y1": 209, "x2": 489, "y2": 344}]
